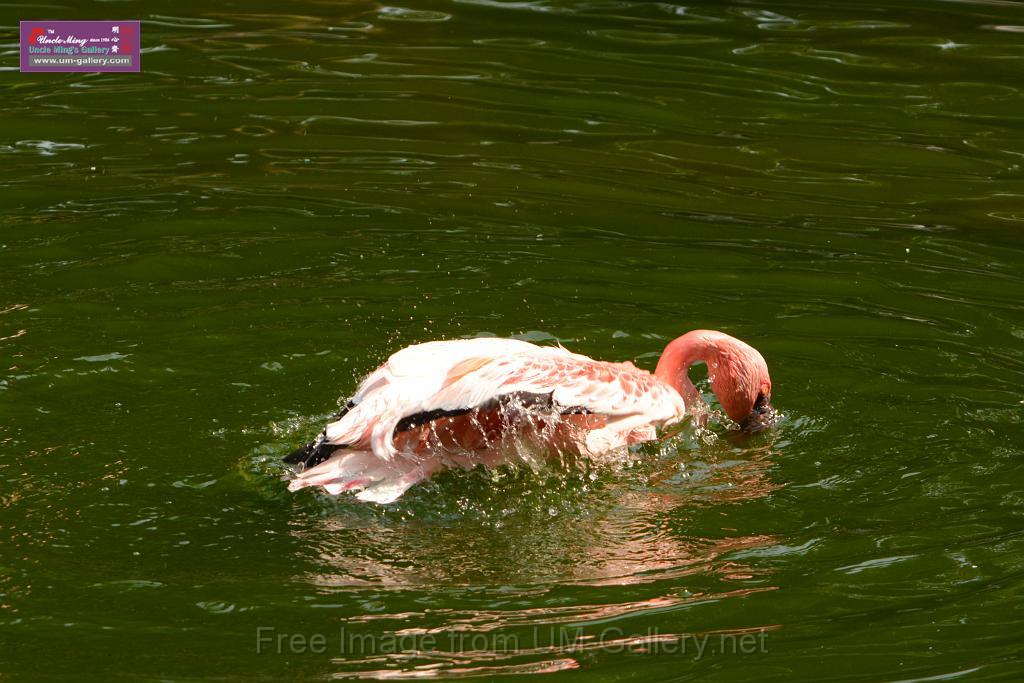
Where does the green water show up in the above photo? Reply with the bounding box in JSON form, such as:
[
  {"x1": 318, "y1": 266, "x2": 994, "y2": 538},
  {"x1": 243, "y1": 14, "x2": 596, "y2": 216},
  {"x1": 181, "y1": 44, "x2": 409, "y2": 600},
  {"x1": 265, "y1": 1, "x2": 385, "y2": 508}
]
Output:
[{"x1": 3, "y1": 0, "x2": 1024, "y2": 680}]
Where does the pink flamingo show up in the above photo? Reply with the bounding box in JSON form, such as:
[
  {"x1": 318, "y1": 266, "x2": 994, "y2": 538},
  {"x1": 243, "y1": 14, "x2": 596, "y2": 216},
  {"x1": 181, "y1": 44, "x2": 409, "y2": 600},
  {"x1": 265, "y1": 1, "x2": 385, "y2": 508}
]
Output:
[{"x1": 285, "y1": 330, "x2": 773, "y2": 503}]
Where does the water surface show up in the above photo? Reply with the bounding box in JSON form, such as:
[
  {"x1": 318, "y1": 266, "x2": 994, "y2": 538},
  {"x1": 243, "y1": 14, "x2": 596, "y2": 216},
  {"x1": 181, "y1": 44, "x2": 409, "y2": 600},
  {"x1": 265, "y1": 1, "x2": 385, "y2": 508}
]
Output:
[{"x1": 2, "y1": 0, "x2": 1024, "y2": 680}]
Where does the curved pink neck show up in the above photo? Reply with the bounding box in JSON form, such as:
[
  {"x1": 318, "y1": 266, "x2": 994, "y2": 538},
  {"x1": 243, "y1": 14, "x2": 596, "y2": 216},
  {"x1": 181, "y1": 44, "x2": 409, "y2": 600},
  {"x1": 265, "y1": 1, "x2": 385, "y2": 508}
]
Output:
[{"x1": 654, "y1": 331, "x2": 715, "y2": 413}]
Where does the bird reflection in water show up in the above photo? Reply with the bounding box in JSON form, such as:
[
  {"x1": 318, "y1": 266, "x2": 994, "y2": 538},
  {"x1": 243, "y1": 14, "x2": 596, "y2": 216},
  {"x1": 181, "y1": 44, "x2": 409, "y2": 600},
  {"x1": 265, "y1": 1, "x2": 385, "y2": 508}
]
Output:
[{"x1": 287, "y1": 436, "x2": 783, "y2": 679}]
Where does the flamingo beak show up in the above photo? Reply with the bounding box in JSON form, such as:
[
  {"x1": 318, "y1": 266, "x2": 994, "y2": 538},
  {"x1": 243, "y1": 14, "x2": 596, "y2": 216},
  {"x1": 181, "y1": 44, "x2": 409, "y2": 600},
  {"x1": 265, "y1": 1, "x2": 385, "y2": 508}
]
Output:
[{"x1": 739, "y1": 391, "x2": 775, "y2": 433}]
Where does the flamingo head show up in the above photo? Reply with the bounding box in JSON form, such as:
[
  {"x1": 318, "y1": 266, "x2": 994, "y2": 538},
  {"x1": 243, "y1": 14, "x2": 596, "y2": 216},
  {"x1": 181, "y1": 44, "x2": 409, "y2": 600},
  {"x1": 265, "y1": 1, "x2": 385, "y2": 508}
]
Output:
[
  {"x1": 704, "y1": 333, "x2": 774, "y2": 431},
  {"x1": 656, "y1": 330, "x2": 774, "y2": 431}
]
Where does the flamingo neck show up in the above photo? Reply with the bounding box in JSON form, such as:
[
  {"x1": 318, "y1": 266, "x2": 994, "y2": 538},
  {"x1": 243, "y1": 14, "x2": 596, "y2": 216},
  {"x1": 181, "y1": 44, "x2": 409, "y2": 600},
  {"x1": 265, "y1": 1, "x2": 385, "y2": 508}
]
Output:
[{"x1": 654, "y1": 331, "x2": 717, "y2": 414}]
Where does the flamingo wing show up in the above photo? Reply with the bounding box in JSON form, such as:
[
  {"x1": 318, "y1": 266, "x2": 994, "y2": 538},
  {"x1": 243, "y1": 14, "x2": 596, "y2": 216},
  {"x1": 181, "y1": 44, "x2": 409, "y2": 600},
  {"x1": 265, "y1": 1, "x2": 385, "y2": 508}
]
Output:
[
  {"x1": 314, "y1": 338, "x2": 555, "y2": 460},
  {"x1": 285, "y1": 338, "x2": 687, "y2": 502},
  {"x1": 287, "y1": 338, "x2": 686, "y2": 472},
  {"x1": 426, "y1": 351, "x2": 685, "y2": 427}
]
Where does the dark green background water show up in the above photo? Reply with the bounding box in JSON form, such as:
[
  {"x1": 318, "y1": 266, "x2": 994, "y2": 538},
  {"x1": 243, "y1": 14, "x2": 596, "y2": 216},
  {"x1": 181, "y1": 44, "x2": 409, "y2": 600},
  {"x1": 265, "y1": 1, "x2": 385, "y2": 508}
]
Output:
[{"x1": 2, "y1": 0, "x2": 1023, "y2": 680}]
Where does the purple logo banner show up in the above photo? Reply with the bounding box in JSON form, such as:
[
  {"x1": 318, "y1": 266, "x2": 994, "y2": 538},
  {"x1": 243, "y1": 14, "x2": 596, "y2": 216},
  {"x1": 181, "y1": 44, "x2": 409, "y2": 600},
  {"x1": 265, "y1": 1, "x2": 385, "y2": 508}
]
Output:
[{"x1": 20, "y1": 20, "x2": 140, "y2": 73}]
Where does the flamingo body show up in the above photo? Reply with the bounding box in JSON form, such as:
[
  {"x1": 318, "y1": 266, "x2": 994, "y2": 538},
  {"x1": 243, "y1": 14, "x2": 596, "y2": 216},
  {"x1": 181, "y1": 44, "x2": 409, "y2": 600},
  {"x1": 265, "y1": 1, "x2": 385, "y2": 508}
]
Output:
[{"x1": 285, "y1": 332, "x2": 772, "y2": 503}]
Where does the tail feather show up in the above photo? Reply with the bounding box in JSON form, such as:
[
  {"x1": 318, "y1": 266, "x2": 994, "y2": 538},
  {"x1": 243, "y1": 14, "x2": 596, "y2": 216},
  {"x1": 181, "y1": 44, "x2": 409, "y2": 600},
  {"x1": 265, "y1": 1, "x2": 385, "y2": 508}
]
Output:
[
  {"x1": 287, "y1": 450, "x2": 437, "y2": 504},
  {"x1": 284, "y1": 401, "x2": 359, "y2": 468},
  {"x1": 282, "y1": 432, "x2": 339, "y2": 469}
]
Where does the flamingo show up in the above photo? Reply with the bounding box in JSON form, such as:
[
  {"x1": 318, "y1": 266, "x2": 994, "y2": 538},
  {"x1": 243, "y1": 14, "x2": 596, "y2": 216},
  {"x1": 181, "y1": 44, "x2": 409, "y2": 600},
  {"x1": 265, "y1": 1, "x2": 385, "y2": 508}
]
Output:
[{"x1": 284, "y1": 330, "x2": 773, "y2": 504}]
